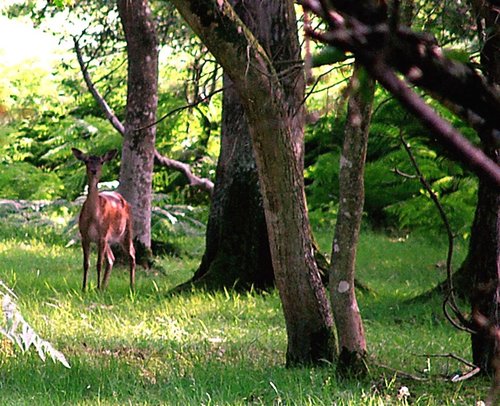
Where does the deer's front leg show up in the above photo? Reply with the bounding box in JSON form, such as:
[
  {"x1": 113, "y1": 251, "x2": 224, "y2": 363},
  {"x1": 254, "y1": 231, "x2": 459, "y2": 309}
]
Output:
[{"x1": 82, "y1": 238, "x2": 91, "y2": 292}]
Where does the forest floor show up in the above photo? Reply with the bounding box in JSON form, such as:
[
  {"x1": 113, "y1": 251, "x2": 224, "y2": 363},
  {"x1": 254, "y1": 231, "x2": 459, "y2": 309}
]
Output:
[{"x1": 0, "y1": 205, "x2": 492, "y2": 405}]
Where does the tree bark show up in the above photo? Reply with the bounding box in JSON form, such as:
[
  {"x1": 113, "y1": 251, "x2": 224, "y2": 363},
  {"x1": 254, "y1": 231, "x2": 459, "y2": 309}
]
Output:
[
  {"x1": 330, "y1": 64, "x2": 374, "y2": 375},
  {"x1": 117, "y1": 0, "x2": 158, "y2": 264},
  {"x1": 176, "y1": 0, "x2": 280, "y2": 291},
  {"x1": 178, "y1": 75, "x2": 273, "y2": 290},
  {"x1": 459, "y1": 0, "x2": 500, "y2": 373},
  {"x1": 171, "y1": 0, "x2": 336, "y2": 365}
]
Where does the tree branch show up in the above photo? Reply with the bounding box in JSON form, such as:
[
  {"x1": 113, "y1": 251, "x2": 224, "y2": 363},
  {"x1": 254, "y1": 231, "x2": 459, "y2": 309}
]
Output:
[
  {"x1": 372, "y1": 62, "x2": 500, "y2": 187},
  {"x1": 154, "y1": 150, "x2": 214, "y2": 195},
  {"x1": 73, "y1": 36, "x2": 125, "y2": 135},
  {"x1": 299, "y1": 0, "x2": 500, "y2": 187}
]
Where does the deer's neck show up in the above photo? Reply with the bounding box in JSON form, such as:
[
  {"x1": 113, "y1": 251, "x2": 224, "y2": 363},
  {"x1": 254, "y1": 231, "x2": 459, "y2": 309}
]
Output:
[{"x1": 85, "y1": 177, "x2": 101, "y2": 213}]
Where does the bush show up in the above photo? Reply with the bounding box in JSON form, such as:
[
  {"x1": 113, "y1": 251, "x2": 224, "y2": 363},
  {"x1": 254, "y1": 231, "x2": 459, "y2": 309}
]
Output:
[{"x1": 0, "y1": 162, "x2": 64, "y2": 200}]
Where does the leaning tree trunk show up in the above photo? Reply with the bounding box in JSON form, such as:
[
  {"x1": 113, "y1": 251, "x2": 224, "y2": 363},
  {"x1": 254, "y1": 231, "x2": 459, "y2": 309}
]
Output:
[
  {"x1": 456, "y1": 0, "x2": 500, "y2": 373},
  {"x1": 330, "y1": 64, "x2": 375, "y2": 375},
  {"x1": 172, "y1": 0, "x2": 336, "y2": 366},
  {"x1": 117, "y1": 0, "x2": 158, "y2": 265},
  {"x1": 183, "y1": 74, "x2": 273, "y2": 290}
]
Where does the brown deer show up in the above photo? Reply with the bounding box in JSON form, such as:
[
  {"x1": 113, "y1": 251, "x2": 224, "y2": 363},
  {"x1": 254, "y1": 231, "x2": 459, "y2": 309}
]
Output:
[{"x1": 72, "y1": 148, "x2": 136, "y2": 291}]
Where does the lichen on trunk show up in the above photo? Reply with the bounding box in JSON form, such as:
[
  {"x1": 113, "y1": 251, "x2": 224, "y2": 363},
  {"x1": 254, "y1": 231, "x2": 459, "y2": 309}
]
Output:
[{"x1": 329, "y1": 64, "x2": 375, "y2": 376}]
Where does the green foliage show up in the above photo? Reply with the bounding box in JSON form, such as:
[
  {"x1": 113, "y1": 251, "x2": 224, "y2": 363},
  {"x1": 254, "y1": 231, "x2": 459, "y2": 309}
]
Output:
[
  {"x1": 0, "y1": 162, "x2": 64, "y2": 200},
  {"x1": 305, "y1": 87, "x2": 479, "y2": 235}
]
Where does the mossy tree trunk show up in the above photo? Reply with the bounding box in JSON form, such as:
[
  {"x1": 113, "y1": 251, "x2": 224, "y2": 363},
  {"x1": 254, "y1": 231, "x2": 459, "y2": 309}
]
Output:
[
  {"x1": 171, "y1": 0, "x2": 336, "y2": 366},
  {"x1": 185, "y1": 74, "x2": 273, "y2": 290}
]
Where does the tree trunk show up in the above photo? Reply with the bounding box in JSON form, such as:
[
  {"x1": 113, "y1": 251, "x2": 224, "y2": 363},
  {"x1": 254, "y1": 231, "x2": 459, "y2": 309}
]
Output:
[
  {"x1": 459, "y1": 0, "x2": 500, "y2": 373},
  {"x1": 183, "y1": 75, "x2": 274, "y2": 290},
  {"x1": 330, "y1": 64, "x2": 375, "y2": 375},
  {"x1": 179, "y1": 0, "x2": 281, "y2": 291},
  {"x1": 117, "y1": 0, "x2": 158, "y2": 266},
  {"x1": 171, "y1": 0, "x2": 336, "y2": 365}
]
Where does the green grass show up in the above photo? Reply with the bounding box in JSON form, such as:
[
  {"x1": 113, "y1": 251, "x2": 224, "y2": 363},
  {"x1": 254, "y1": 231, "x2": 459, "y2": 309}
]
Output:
[{"x1": 0, "y1": 222, "x2": 492, "y2": 405}]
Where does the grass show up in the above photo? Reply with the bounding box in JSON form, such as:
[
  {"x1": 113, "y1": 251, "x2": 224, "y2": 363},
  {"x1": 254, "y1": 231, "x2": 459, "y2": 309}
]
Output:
[{"x1": 0, "y1": 218, "x2": 493, "y2": 405}]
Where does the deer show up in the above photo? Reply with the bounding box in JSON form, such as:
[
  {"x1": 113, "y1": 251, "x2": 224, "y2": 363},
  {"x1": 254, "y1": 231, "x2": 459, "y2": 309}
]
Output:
[{"x1": 72, "y1": 148, "x2": 136, "y2": 292}]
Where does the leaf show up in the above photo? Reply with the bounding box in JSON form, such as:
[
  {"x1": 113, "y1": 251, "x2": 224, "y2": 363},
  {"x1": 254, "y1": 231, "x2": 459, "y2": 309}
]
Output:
[{"x1": 20, "y1": 324, "x2": 35, "y2": 351}]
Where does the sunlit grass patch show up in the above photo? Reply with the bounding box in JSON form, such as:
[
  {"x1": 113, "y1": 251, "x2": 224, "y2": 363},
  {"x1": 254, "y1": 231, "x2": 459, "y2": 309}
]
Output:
[{"x1": 0, "y1": 220, "x2": 491, "y2": 405}]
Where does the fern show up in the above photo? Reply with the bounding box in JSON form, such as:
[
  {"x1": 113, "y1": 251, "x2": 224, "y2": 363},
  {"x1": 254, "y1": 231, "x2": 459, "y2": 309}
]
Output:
[{"x1": 0, "y1": 281, "x2": 70, "y2": 368}]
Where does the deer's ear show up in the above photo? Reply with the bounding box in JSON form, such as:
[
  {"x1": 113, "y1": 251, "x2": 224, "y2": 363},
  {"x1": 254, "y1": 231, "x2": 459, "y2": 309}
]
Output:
[
  {"x1": 102, "y1": 149, "x2": 118, "y2": 163},
  {"x1": 72, "y1": 148, "x2": 87, "y2": 161}
]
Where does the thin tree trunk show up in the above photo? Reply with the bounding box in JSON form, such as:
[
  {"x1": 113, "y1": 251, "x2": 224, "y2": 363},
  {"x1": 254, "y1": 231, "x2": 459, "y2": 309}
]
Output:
[
  {"x1": 330, "y1": 64, "x2": 375, "y2": 375},
  {"x1": 117, "y1": 0, "x2": 158, "y2": 265}
]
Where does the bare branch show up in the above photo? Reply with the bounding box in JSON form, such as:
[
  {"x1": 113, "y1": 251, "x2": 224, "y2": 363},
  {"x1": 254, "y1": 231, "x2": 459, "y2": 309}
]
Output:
[
  {"x1": 154, "y1": 150, "x2": 214, "y2": 195},
  {"x1": 451, "y1": 367, "x2": 481, "y2": 382},
  {"x1": 73, "y1": 36, "x2": 125, "y2": 136},
  {"x1": 375, "y1": 362, "x2": 429, "y2": 381},
  {"x1": 420, "y1": 352, "x2": 478, "y2": 369}
]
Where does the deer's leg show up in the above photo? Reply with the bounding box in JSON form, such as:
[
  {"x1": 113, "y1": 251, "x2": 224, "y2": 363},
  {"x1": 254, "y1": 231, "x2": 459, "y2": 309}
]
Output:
[
  {"x1": 81, "y1": 238, "x2": 91, "y2": 292},
  {"x1": 101, "y1": 244, "x2": 115, "y2": 290},
  {"x1": 97, "y1": 239, "x2": 107, "y2": 290}
]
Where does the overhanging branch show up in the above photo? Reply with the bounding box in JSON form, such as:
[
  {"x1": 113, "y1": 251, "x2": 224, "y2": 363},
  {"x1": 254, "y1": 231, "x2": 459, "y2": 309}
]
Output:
[{"x1": 300, "y1": 0, "x2": 500, "y2": 187}]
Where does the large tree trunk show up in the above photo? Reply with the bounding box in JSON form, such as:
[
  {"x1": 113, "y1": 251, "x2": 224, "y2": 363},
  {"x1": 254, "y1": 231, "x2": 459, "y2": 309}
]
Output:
[
  {"x1": 117, "y1": 0, "x2": 158, "y2": 265},
  {"x1": 183, "y1": 75, "x2": 273, "y2": 290},
  {"x1": 171, "y1": 0, "x2": 336, "y2": 365},
  {"x1": 330, "y1": 64, "x2": 374, "y2": 375},
  {"x1": 180, "y1": 0, "x2": 282, "y2": 291},
  {"x1": 459, "y1": 0, "x2": 500, "y2": 373}
]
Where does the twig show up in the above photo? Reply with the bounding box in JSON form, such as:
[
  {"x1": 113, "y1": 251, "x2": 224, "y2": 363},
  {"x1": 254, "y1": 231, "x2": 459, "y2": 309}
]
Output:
[
  {"x1": 375, "y1": 362, "x2": 428, "y2": 381},
  {"x1": 419, "y1": 353, "x2": 478, "y2": 369},
  {"x1": 451, "y1": 367, "x2": 481, "y2": 382},
  {"x1": 398, "y1": 131, "x2": 474, "y2": 334},
  {"x1": 134, "y1": 86, "x2": 226, "y2": 132},
  {"x1": 392, "y1": 168, "x2": 416, "y2": 179}
]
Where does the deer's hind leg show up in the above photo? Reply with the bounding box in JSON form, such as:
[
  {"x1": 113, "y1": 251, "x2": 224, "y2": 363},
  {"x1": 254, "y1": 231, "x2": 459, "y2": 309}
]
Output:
[{"x1": 101, "y1": 243, "x2": 115, "y2": 290}]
